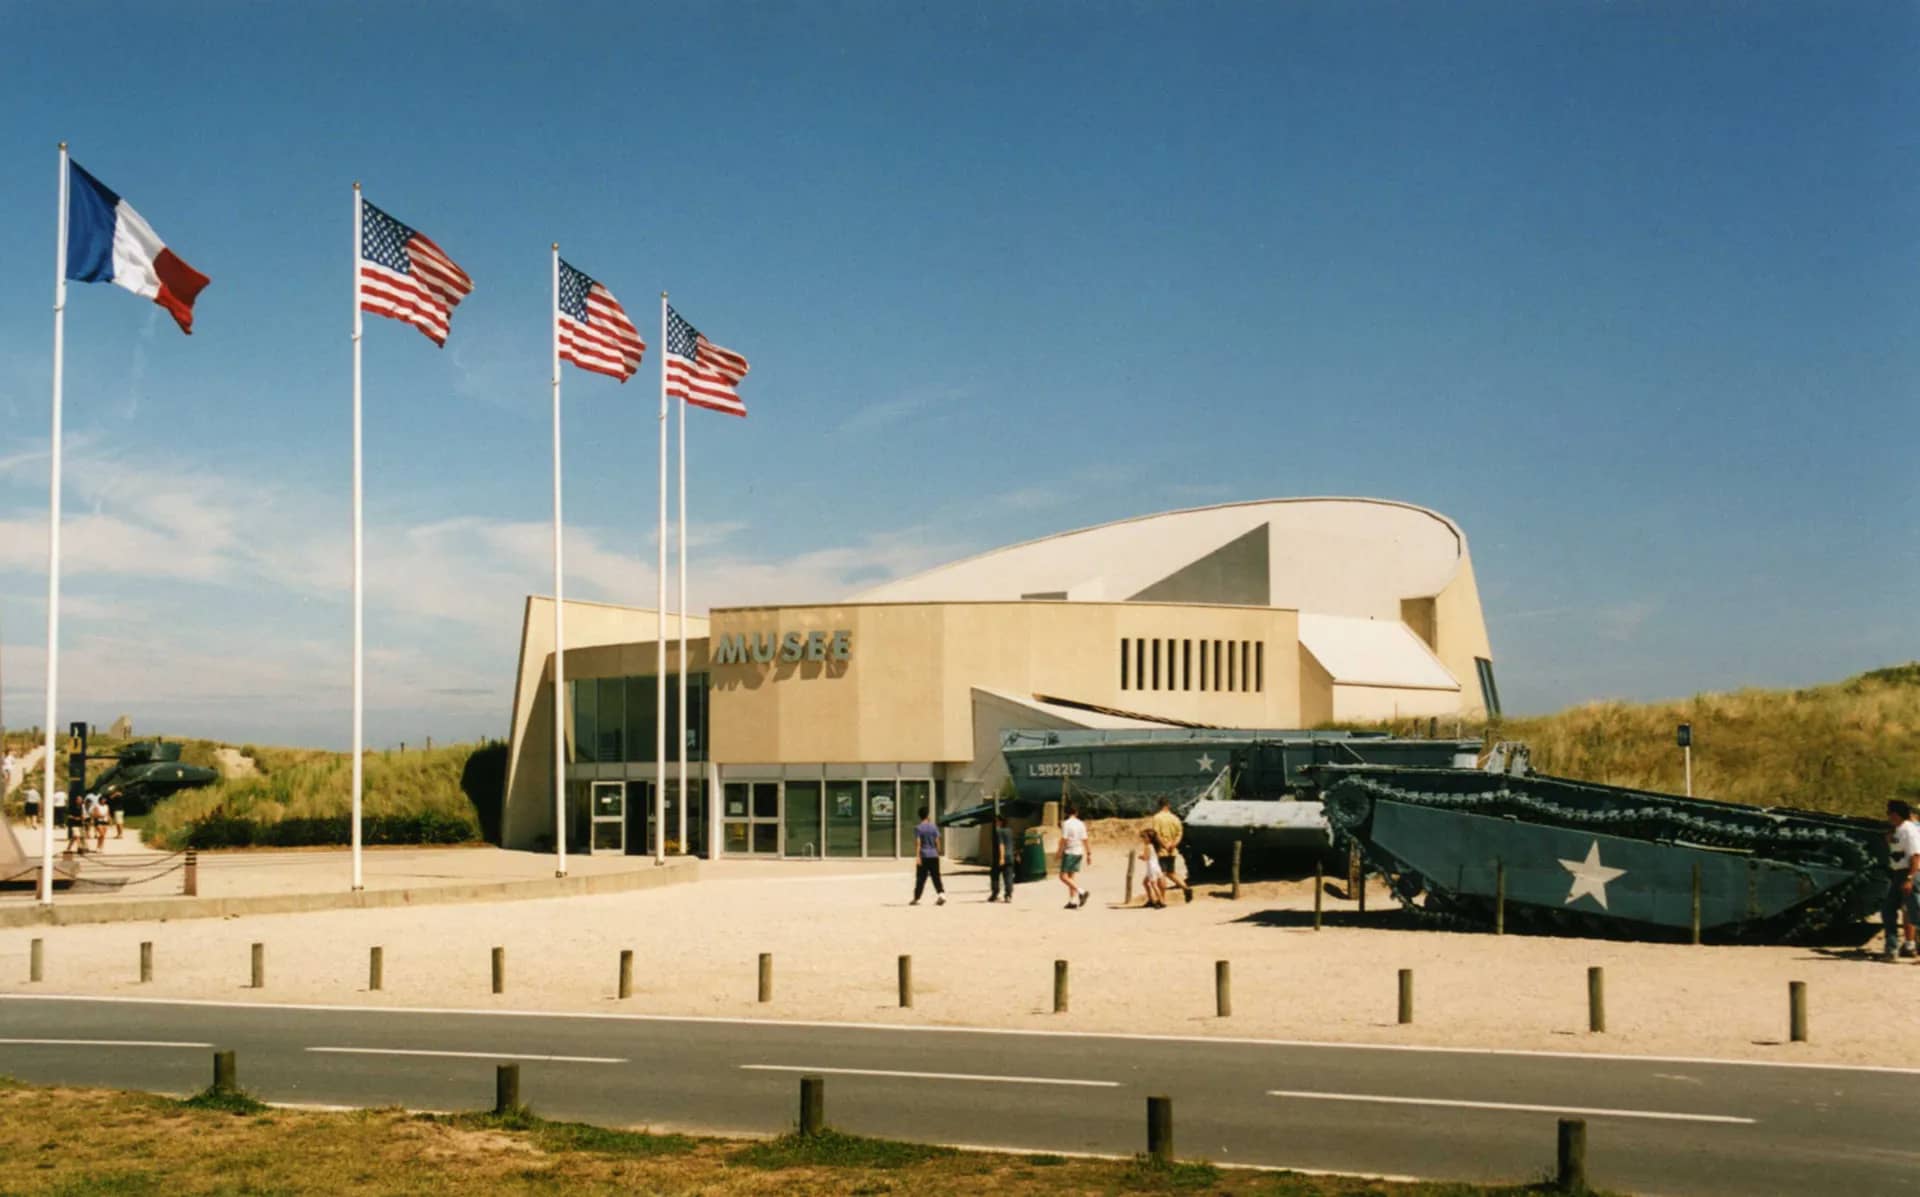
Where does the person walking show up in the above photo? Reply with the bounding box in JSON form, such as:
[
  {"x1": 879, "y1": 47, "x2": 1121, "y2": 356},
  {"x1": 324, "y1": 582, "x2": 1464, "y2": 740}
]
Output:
[
  {"x1": 1882, "y1": 799, "x2": 1920, "y2": 961},
  {"x1": 1150, "y1": 797, "x2": 1194, "y2": 904},
  {"x1": 1058, "y1": 804, "x2": 1091, "y2": 909},
  {"x1": 1138, "y1": 828, "x2": 1167, "y2": 908},
  {"x1": 910, "y1": 806, "x2": 946, "y2": 906},
  {"x1": 90, "y1": 793, "x2": 110, "y2": 852},
  {"x1": 22, "y1": 786, "x2": 39, "y2": 830},
  {"x1": 988, "y1": 813, "x2": 1017, "y2": 903}
]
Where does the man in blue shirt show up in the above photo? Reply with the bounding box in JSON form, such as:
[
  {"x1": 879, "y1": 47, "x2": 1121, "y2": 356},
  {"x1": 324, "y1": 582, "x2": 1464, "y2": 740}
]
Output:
[
  {"x1": 910, "y1": 807, "x2": 946, "y2": 906},
  {"x1": 988, "y1": 813, "x2": 1017, "y2": 904}
]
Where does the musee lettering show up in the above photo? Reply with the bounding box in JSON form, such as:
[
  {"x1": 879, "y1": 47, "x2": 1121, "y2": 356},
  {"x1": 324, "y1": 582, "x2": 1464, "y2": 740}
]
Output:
[{"x1": 712, "y1": 630, "x2": 852, "y2": 666}]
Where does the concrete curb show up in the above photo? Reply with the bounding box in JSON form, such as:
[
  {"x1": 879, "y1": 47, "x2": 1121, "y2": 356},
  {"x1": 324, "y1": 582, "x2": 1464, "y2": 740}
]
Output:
[{"x1": 0, "y1": 859, "x2": 700, "y2": 927}]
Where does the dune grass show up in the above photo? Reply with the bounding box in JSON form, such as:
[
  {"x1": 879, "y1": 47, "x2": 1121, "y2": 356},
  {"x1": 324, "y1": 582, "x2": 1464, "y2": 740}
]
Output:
[
  {"x1": 144, "y1": 742, "x2": 499, "y2": 851},
  {"x1": 1361, "y1": 663, "x2": 1920, "y2": 820}
]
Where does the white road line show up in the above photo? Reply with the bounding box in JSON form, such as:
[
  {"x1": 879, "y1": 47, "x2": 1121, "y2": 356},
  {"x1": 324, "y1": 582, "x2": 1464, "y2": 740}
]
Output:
[
  {"x1": 306, "y1": 1047, "x2": 626, "y2": 1064},
  {"x1": 0, "y1": 1037, "x2": 212, "y2": 1049},
  {"x1": 1266, "y1": 1089, "x2": 1756, "y2": 1125},
  {"x1": 7, "y1": 994, "x2": 1916, "y2": 1077},
  {"x1": 740, "y1": 1064, "x2": 1117, "y2": 1088}
]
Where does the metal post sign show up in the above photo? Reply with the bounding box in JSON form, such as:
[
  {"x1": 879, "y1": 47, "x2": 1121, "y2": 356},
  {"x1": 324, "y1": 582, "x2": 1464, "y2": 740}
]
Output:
[{"x1": 1676, "y1": 723, "x2": 1692, "y2": 748}]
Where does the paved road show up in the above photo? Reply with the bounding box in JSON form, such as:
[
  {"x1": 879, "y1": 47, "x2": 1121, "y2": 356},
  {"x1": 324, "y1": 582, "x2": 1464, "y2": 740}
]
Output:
[{"x1": 0, "y1": 995, "x2": 1913, "y2": 1195}]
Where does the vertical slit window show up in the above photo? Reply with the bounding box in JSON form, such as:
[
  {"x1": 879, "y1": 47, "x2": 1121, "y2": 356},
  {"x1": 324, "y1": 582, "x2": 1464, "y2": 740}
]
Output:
[
  {"x1": 1241, "y1": 642, "x2": 1251, "y2": 693},
  {"x1": 1255, "y1": 641, "x2": 1265, "y2": 693},
  {"x1": 1152, "y1": 639, "x2": 1161, "y2": 690},
  {"x1": 1136, "y1": 638, "x2": 1146, "y2": 689},
  {"x1": 1120, "y1": 638, "x2": 1130, "y2": 691},
  {"x1": 1226, "y1": 641, "x2": 1236, "y2": 691},
  {"x1": 1212, "y1": 640, "x2": 1222, "y2": 690},
  {"x1": 1182, "y1": 639, "x2": 1191, "y2": 691}
]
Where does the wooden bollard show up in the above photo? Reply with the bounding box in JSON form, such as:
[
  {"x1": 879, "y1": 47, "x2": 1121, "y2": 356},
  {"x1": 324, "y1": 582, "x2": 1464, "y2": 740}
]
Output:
[
  {"x1": 183, "y1": 850, "x2": 198, "y2": 897},
  {"x1": 250, "y1": 943, "x2": 264, "y2": 989},
  {"x1": 494, "y1": 1063, "x2": 520, "y2": 1114},
  {"x1": 798, "y1": 1074, "x2": 825, "y2": 1136},
  {"x1": 618, "y1": 949, "x2": 633, "y2": 1000},
  {"x1": 369, "y1": 946, "x2": 384, "y2": 992},
  {"x1": 898, "y1": 954, "x2": 913, "y2": 1008},
  {"x1": 1587, "y1": 966, "x2": 1605, "y2": 1033},
  {"x1": 1556, "y1": 1117, "x2": 1587, "y2": 1192},
  {"x1": 1230, "y1": 840, "x2": 1242, "y2": 900},
  {"x1": 1494, "y1": 860, "x2": 1506, "y2": 936},
  {"x1": 1146, "y1": 1095, "x2": 1174, "y2": 1165},
  {"x1": 758, "y1": 953, "x2": 773, "y2": 1003},
  {"x1": 1789, "y1": 980, "x2": 1808, "y2": 1043},
  {"x1": 212, "y1": 1050, "x2": 237, "y2": 1094},
  {"x1": 491, "y1": 947, "x2": 505, "y2": 995},
  {"x1": 1124, "y1": 850, "x2": 1136, "y2": 905},
  {"x1": 1215, "y1": 960, "x2": 1231, "y2": 1018},
  {"x1": 1313, "y1": 858, "x2": 1323, "y2": 929},
  {"x1": 1690, "y1": 862, "x2": 1703, "y2": 946},
  {"x1": 1397, "y1": 968, "x2": 1414, "y2": 1024},
  {"x1": 1053, "y1": 959, "x2": 1069, "y2": 1013},
  {"x1": 29, "y1": 937, "x2": 42, "y2": 983},
  {"x1": 139, "y1": 941, "x2": 153, "y2": 984}
]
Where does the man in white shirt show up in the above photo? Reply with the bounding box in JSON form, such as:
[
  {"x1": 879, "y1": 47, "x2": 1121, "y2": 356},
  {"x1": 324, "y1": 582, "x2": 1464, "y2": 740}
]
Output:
[
  {"x1": 1057, "y1": 805, "x2": 1091, "y2": 910},
  {"x1": 1882, "y1": 799, "x2": 1920, "y2": 961}
]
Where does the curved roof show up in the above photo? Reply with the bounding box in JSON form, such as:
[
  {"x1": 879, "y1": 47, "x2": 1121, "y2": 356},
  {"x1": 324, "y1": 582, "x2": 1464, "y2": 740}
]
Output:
[{"x1": 851, "y1": 497, "x2": 1469, "y2": 620}]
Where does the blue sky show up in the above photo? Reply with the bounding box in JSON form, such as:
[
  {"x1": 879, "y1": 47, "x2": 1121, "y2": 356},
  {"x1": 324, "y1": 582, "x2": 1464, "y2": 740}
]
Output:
[{"x1": 0, "y1": 2, "x2": 1912, "y2": 747}]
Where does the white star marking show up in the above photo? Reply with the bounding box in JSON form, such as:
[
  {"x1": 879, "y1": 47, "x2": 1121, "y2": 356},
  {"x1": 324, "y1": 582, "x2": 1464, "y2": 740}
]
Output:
[
  {"x1": 1558, "y1": 841, "x2": 1627, "y2": 911},
  {"x1": 1197, "y1": 753, "x2": 1216, "y2": 773}
]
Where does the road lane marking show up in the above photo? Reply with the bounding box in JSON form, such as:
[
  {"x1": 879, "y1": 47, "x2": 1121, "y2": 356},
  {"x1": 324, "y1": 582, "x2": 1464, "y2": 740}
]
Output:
[
  {"x1": 9, "y1": 994, "x2": 1918, "y2": 1077},
  {"x1": 0, "y1": 1038, "x2": 213, "y2": 1049},
  {"x1": 1266, "y1": 1089, "x2": 1755, "y2": 1125},
  {"x1": 306, "y1": 1047, "x2": 626, "y2": 1064},
  {"x1": 740, "y1": 1064, "x2": 1117, "y2": 1087}
]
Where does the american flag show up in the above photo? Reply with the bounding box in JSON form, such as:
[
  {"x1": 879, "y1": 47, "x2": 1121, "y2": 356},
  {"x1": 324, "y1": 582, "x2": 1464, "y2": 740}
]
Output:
[
  {"x1": 557, "y1": 259, "x2": 646, "y2": 382},
  {"x1": 359, "y1": 199, "x2": 473, "y2": 346},
  {"x1": 666, "y1": 305, "x2": 749, "y2": 417}
]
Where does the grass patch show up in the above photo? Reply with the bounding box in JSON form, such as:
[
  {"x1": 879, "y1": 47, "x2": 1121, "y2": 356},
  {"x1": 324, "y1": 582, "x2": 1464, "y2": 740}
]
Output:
[
  {"x1": 0, "y1": 1079, "x2": 1628, "y2": 1195},
  {"x1": 731, "y1": 1128, "x2": 957, "y2": 1169},
  {"x1": 441, "y1": 1108, "x2": 698, "y2": 1158},
  {"x1": 1121, "y1": 1154, "x2": 1222, "y2": 1190},
  {"x1": 179, "y1": 1085, "x2": 269, "y2": 1115}
]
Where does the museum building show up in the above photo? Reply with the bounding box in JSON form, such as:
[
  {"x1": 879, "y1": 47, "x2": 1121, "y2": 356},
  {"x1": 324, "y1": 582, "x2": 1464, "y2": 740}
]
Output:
[{"x1": 499, "y1": 497, "x2": 1498, "y2": 860}]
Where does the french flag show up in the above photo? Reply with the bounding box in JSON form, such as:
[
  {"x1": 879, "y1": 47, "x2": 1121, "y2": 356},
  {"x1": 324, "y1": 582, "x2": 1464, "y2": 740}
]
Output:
[{"x1": 66, "y1": 160, "x2": 210, "y2": 335}]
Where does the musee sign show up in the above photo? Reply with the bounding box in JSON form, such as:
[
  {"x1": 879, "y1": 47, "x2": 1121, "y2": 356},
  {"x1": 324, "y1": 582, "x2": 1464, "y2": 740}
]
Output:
[{"x1": 712, "y1": 629, "x2": 852, "y2": 666}]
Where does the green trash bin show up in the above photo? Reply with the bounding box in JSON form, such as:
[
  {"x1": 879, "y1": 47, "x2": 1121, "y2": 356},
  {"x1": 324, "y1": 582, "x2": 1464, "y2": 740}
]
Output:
[{"x1": 1019, "y1": 827, "x2": 1051, "y2": 883}]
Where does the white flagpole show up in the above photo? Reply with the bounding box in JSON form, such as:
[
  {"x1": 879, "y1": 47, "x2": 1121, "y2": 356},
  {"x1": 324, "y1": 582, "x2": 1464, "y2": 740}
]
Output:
[
  {"x1": 350, "y1": 183, "x2": 365, "y2": 892},
  {"x1": 39, "y1": 143, "x2": 69, "y2": 906},
  {"x1": 654, "y1": 293, "x2": 667, "y2": 866},
  {"x1": 676, "y1": 383, "x2": 687, "y2": 856},
  {"x1": 551, "y1": 245, "x2": 568, "y2": 876}
]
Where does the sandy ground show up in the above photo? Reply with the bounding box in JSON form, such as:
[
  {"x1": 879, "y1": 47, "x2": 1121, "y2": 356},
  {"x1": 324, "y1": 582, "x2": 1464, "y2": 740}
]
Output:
[
  {"x1": 0, "y1": 821, "x2": 673, "y2": 899},
  {"x1": 1, "y1": 853, "x2": 1913, "y2": 1068}
]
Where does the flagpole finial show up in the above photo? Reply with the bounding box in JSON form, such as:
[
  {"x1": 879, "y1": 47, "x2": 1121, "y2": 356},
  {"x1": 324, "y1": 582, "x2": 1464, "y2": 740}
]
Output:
[
  {"x1": 552, "y1": 242, "x2": 559, "y2": 251},
  {"x1": 58, "y1": 141, "x2": 67, "y2": 151},
  {"x1": 661, "y1": 291, "x2": 669, "y2": 299},
  {"x1": 353, "y1": 181, "x2": 361, "y2": 191}
]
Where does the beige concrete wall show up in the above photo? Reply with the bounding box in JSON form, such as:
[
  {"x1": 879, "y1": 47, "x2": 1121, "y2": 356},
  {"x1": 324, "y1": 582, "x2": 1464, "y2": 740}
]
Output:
[
  {"x1": 1330, "y1": 682, "x2": 1462, "y2": 722},
  {"x1": 502, "y1": 597, "x2": 709, "y2": 850},
  {"x1": 1299, "y1": 650, "x2": 1335, "y2": 726},
  {"x1": 1430, "y1": 551, "x2": 1495, "y2": 715},
  {"x1": 707, "y1": 601, "x2": 1302, "y2": 766}
]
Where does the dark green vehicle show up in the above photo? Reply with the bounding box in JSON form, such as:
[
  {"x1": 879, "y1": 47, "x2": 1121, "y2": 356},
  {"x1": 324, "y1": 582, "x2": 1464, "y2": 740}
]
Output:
[
  {"x1": 87, "y1": 741, "x2": 219, "y2": 815},
  {"x1": 1316, "y1": 758, "x2": 1886, "y2": 943}
]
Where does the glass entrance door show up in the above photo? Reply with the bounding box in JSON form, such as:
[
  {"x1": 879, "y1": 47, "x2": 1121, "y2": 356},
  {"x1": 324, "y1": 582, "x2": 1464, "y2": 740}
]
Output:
[
  {"x1": 784, "y1": 781, "x2": 822, "y2": 858},
  {"x1": 624, "y1": 780, "x2": 653, "y2": 856},
  {"x1": 724, "y1": 782, "x2": 781, "y2": 855},
  {"x1": 825, "y1": 779, "x2": 863, "y2": 857},
  {"x1": 865, "y1": 782, "x2": 897, "y2": 858},
  {"x1": 590, "y1": 782, "x2": 625, "y2": 854}
]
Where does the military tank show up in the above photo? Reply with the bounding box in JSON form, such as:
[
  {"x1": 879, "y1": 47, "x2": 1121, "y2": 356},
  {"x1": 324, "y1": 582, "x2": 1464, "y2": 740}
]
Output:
[
  {"x1": 86, "y1": 740, "x2": 219, "y2": 815},
  {"x1": 1315, "y1": 757, "x2": 1886, "y2": 943}
]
